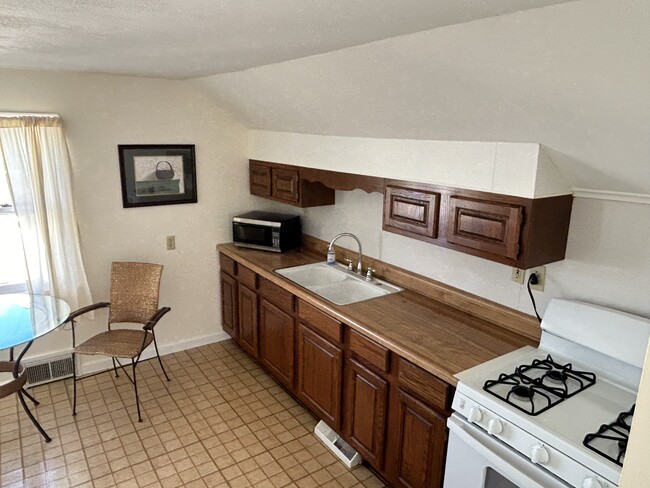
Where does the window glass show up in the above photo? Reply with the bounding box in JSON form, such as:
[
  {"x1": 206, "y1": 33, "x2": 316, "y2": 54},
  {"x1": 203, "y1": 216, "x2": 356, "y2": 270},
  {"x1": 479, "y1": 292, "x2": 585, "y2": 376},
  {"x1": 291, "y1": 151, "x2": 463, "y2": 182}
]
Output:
[{"x1": 0, "y1": 167, "x2": 28, "y2": 293}]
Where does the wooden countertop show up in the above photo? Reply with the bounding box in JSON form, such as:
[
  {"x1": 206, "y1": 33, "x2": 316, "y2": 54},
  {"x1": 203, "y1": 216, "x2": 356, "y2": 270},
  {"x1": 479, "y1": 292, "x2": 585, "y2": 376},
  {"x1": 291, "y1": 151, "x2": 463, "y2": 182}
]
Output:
[{"x1": 218, "y1": 243, "x2": 536, "y2": 386}]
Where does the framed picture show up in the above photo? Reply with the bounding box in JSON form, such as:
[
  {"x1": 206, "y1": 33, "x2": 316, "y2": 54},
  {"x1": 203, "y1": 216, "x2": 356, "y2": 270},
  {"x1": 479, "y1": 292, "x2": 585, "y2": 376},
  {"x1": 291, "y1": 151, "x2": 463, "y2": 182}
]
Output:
[{"x1": 118, "y1": 144, "x2": 197, "y2": 208}]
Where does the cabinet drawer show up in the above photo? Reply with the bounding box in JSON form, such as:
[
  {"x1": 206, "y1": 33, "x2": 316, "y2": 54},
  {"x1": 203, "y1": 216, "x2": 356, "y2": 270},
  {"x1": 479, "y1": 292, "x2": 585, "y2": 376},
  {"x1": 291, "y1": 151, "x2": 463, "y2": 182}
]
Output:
[
  {"x1": 259, "y1": 277, "x2": 294, "y2": 314},
  {"x1": 349, "y1": 329, "x2": 390, "y2": 374},
  {"x1": 250, "y1": 162, "x2": 271, "y2": 197},
  {"x1": 272, "y1": 168, "x2": 300, "y2": 203},
  {"x1": 219, "y1": 253, "x2": 237, "y2": 277},
  {"x1": 398, "y1": 358, "x2": 450, "y2": 414},
  {"x1": 238, "y1": 264, "x2": 258, "y2": 290},
  {"x1": 298, "y1": 300, "x2": 342, "y2": 344},
  {"x1": 447, "y1": 196, "x2": 523, "y2": 260}
]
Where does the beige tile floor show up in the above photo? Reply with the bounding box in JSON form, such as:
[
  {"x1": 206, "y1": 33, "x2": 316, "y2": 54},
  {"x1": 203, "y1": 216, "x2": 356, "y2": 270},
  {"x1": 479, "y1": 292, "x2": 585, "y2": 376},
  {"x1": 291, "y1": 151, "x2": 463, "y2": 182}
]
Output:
[{"x1": 0, "y1": 340, "x2": 385, "y2": 488}]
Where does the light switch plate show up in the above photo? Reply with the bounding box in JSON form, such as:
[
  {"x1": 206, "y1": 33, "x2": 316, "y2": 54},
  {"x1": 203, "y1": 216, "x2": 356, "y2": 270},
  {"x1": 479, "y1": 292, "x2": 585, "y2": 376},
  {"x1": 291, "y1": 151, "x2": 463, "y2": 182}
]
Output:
[{"x1": 166, "y1": 235, "x2": 176, "y2": 250}]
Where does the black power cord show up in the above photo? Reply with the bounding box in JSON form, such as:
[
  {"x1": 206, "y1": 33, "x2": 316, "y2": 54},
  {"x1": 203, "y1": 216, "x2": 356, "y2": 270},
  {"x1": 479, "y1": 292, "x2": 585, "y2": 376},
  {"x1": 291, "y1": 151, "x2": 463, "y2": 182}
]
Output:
[{"x1": 527, "y1": 272, "x2": 542, "y2": 323}]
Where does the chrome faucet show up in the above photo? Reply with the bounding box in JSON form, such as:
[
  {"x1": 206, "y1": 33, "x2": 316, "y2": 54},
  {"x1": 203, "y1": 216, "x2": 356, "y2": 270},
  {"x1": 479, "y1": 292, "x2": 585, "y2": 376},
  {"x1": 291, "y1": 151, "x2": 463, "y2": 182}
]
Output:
[{"x1": 327, "y1": 233, "x2": 363, "y2": 274}]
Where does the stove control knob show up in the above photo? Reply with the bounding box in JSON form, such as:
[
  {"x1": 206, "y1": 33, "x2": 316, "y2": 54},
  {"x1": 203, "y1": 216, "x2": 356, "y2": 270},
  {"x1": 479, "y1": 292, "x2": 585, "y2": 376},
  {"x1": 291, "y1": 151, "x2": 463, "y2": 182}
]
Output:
[
  {"x1": 582, "y1": 477, "x2": 603, "y2": 488},
  {"x1": 468, "y1": 407, "x2": 482, "y2": 424},
  {"x1": 487, "y1": 418, "x2": 503, "y2": 435},
  {"x1": 531, "y1": 445, "x2": 549, "y2": 465}
]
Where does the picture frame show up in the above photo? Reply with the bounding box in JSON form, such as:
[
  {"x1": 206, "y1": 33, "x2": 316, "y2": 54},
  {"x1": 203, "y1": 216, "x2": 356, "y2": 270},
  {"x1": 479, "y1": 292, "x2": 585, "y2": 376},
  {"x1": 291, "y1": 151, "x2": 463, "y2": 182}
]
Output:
[{"x1": 118, "y1": 144, "x2": 197, "y2": 208}]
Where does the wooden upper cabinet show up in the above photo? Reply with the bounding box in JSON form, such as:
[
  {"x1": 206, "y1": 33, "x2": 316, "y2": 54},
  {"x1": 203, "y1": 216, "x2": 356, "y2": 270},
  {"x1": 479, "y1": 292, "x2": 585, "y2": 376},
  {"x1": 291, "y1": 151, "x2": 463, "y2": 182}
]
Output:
[
  {"x1": 383, "y1": 183, "x2": 441, "y2": 242},
  {"x1": 250, "y1": 162, "x2": 272, "y2": 197},
  {"x1": 249, "y1": 160, "x2": 335, "y2": 208},
  {"x1": 447, "y1": 196, "x2": 523, "y2": 261}
]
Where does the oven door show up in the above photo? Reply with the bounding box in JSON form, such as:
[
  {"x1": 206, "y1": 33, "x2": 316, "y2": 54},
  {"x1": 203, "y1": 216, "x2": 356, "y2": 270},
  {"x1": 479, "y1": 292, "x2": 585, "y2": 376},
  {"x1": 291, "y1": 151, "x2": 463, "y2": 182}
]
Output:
[{"x1": 444, "y1": 414, "x2": 570, "y2": 488}]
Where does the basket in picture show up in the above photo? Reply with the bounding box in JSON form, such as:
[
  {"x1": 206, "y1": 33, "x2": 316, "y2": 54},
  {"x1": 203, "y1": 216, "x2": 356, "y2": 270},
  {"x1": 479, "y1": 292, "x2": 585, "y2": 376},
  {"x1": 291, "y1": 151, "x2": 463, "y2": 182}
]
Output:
[{"x1": 155, "y1": 161, "x2": 175, "y2": 180}]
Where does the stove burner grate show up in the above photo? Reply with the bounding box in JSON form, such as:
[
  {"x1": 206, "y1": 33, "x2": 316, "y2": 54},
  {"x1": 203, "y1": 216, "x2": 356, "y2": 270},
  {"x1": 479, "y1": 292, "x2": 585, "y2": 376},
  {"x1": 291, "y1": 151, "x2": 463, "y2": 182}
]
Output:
[
  {"x1": 583, "y1": 405, "x2": 635, "y2": 467},
  {"x1": 482, "y1": 354, "x2": 597, "y2": 416}
]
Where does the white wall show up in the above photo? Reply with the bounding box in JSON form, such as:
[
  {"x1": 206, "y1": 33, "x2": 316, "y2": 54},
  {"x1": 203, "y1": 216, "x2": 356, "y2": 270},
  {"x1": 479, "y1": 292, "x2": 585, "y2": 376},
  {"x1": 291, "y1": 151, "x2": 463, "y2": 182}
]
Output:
[
  {"x1": 194, "y1": 0, "x2": 650, "y2": 196},
  {"x1": 0, "y1": 68, "x2": 254, "y2": 372}
]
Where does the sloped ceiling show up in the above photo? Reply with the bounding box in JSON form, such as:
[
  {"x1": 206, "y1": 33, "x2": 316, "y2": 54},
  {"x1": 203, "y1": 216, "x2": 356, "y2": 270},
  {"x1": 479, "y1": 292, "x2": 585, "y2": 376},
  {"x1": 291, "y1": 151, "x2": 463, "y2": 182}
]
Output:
[
  {"x1": 0, "y1": 0, "x2": 573, "y2": 79},
  {"x1": 193, "y1": 0, "x2": 650, "y2": 195}
]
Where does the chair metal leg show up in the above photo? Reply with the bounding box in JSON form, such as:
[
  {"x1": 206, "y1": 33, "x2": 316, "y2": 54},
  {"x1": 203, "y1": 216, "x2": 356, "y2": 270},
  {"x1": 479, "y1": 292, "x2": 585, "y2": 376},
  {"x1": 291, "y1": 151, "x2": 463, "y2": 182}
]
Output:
[
  {"x1": 20, "y1": 388, "x2": 40, "y2": 406},
  {"x1": 112, "y1": 358, "x2": 119, "y2": 378},
  {"x1": 132, "y1": 359, "x2": 142, "y2": 422},
  {"x1": 72, "y1": 352, "x2": 77, "y2": 416},
  {"x1": 17, "y1": 390, "x2": 51, "y2": 442},
  {"x1": 152, "y1": 333, "x2": 170, "y2": 382}
]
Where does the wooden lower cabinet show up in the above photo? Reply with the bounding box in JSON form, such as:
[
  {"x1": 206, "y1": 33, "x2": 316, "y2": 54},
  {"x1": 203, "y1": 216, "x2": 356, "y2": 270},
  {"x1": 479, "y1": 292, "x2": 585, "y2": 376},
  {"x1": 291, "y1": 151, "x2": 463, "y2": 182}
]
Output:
[
  {"x1": 390, "y1": 389, "x2": 448, "y2": 488},
  {"x1": 238, "y1": 284, "x2": 258, "y2": 357},
  {"x1": 297, "y1": 323, "x2": 343, "y2": 430},
  {"x1": 220, "y1": 271, "x2": 237, "y2": 339},
  {"x1": 344, "y1": 359, "x2": 388, "y2": 470},
  {"x1": 259, "y1": 298, "x2": 295, "y2": 390}
]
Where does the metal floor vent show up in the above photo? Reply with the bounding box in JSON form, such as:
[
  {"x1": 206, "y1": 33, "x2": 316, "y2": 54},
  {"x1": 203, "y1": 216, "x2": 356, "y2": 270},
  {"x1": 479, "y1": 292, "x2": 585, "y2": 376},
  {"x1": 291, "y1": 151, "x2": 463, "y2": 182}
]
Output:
[{"x1": 24, "y1": 354, "x2": 74, "y2": 387}]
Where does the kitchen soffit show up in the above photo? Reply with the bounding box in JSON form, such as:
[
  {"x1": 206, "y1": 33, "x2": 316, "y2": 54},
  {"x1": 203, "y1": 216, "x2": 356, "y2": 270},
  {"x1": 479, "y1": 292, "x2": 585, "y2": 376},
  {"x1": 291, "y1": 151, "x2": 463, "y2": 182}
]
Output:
[{"x1": 0, "y1": 0, "x2": 575, "y2": 79}]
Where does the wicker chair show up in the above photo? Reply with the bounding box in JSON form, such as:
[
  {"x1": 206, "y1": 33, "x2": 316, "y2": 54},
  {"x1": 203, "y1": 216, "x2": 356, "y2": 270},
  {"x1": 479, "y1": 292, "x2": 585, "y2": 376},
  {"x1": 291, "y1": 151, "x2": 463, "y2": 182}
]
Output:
[{"x1": 64, "y1": 262, "x2": 171, "y2": 422}]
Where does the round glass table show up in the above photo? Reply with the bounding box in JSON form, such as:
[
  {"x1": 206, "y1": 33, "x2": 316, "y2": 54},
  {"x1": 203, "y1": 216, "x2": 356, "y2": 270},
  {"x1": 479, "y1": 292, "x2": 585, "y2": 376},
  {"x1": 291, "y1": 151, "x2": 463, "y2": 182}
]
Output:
[{"x1": 0, "y1": 293, "x2": 70, "y2": 442}]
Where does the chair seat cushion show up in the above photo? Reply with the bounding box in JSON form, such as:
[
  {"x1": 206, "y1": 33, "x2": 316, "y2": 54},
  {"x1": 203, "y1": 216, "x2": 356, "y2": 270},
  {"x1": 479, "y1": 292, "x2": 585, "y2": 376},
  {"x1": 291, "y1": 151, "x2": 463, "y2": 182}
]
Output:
[{"x1": 75, "y1": 330, "x2": 153, "y2": 358}]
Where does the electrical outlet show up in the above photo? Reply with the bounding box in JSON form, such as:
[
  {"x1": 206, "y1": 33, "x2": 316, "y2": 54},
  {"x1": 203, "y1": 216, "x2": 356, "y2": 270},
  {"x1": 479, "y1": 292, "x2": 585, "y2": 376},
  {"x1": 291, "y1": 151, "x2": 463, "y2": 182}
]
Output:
[
  {"x1": 511, "y1": 268, "x2": 525, "y2": 284},
  {"x1": 528, "y1": 266, "x2": 546, "y2": 292},
  {"x1": 166, "y1": 235, "x2": 176, "y2": 250}
]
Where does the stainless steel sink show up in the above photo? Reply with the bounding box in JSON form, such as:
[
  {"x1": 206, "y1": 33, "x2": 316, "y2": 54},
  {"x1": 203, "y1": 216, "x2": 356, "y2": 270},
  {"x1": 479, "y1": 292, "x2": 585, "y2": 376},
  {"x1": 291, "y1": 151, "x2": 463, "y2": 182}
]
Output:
[{"x1": 275, "y1": 262, "x2": 402, "y2": 305}]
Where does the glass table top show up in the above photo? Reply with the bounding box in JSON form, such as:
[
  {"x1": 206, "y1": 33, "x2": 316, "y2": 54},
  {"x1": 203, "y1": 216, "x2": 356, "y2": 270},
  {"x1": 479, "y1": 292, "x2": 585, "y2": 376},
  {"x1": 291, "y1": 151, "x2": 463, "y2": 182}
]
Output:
[{"x1": 0, "y1": 293, "x2": 70, "y2": 350}]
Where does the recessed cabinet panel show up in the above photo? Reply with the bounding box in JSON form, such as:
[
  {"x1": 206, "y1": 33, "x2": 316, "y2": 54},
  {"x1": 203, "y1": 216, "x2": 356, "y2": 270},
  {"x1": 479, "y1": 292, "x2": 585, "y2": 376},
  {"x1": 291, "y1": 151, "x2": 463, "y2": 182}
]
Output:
[
  {"x1": 272, "y1": 168, "x2": 300, "y2": 203},
  {"x1": 250, "y1": 162, "x2": 271, "y2": 197},
  {"x1": 220, "y1": 271, "x2": 237, "y2": 339},
  {"x1": 345, "y1": 359, "x2": 388, "y2": 469},
  {"x1": 394, "y1": 390, "x2": 447, "y2": 488},
  {"x1": 297, "y1": 323, "x2": 343, "y2": 430},
  {"x1": 383, "y1": 185, "x2": 440, "y2": 239},
  {"x1": 447, "y1": 197, "x2": 523, "y2": 260},
  {"x1": 259, "y1": 298, "x2": 295, "y2": 390},
  {"x1": 238, "y1": 284, "x2": 258, "y2": 358}
]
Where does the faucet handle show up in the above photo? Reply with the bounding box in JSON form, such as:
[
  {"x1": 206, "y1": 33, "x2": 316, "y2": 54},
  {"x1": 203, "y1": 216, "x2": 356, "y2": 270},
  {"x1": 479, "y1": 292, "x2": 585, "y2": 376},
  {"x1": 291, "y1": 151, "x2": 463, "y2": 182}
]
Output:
[
  {"x1": 344, "y1": 259, "x2": 354, "y2": 272},
  {"x1": 365, "y1": 267, "x2": 376, "y2": 281}
]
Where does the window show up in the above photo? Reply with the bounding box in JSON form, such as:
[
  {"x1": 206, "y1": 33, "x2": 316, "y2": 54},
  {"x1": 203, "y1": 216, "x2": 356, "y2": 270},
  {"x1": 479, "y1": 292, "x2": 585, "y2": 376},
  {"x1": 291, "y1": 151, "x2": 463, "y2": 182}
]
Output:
[{"x1": 0, "y1": 165, "x2": 28, "y2": 293}]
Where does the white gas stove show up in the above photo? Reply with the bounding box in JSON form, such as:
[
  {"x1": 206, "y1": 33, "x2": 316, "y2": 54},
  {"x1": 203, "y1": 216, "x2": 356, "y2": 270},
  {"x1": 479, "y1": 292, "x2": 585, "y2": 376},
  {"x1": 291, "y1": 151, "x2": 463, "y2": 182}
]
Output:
[{"x1": 444, "y1": 299, "x2": 650, "y2": 488}]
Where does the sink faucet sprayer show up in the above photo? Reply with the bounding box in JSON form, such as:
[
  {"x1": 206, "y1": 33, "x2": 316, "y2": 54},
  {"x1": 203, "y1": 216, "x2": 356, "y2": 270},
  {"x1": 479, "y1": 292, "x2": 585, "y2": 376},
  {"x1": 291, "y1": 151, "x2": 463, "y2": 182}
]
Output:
[{"x1": 327, "y1": 233, "x2": 363, "y2": 274}]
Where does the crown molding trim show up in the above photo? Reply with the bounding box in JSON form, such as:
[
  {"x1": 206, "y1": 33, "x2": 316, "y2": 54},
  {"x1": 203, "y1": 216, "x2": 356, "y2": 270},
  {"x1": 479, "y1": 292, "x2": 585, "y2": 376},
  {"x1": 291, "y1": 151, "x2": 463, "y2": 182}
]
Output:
[{"x1": 572, "y1": 189, "x2": 650, "y2": 205}]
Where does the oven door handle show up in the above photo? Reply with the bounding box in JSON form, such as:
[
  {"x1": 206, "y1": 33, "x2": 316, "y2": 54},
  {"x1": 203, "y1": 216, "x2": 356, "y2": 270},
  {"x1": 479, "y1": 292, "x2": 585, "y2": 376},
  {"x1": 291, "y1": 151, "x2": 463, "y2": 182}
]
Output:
[{"x1": 447, "y1": 414, "x2": 568, "y2": 488}]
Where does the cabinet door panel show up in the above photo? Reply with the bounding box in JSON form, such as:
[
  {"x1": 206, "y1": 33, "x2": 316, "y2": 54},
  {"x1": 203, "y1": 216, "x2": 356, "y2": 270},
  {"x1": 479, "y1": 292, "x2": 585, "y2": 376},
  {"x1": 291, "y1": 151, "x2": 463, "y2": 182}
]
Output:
[
  {"x1": 345, "y1": 359, "x2": 388, "y2": 469},
  {"x1": 383, "y1": 185, "x2": 440, "y2": 239},
  {"x1": 250, "y1": 162, "x2": 271, "y2": 197},
  {"x1": 297, "y1": 323, "x2": 343, "y2": 429},
  {"x1": 259, "y1": 299, "x2": 295, "y2": 390},
  {"x1": 272, "y1": 168, "x2": 300, "y2": 203},
  {"x1": 393, "y1": 390, "x2": 447, "y2": 488},
  {"x1": 220, "y1": 271, "x2": 237, "y2": 339},
  {"x1": 447, "y1": 197, "x2": 523, "y2": 260},
  {"x1": 238, "y1": 284, "x2": 258, "y2": 357}
]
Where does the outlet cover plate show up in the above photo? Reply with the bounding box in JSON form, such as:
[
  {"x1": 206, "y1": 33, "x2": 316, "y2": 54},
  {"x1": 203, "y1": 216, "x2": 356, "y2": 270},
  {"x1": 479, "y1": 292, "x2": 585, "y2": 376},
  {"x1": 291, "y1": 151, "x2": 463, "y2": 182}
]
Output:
[
  {"x1": 511, "y1": 268, "x2": 525, "y2": 284},
  {"x1": 528, "y1": 266, "x2": 546, "y2": 291}
]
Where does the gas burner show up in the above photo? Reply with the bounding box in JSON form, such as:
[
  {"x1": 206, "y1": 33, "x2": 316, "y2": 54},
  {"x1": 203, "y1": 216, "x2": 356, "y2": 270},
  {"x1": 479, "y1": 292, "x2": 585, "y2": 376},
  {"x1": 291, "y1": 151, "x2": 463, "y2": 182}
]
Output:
[
  {"x1": 517, "y1": 355, "x2": 597, "y2": 398},
  {"x1": 510, "y1": 385, "x2": 535, "y2": 399},
  {"x1": 583, "y1": 405, "x2": 635, "y2": 467},
  {"x1": 483, "y1": 355, "x2": 597, "y2": 416}
]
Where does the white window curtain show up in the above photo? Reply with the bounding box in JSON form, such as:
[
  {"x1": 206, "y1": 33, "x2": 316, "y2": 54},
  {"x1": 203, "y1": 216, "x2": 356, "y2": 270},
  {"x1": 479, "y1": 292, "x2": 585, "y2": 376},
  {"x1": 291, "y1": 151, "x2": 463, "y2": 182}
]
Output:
[{"x1": 0, "y1": 114, "x2": 92, "y2": 310}]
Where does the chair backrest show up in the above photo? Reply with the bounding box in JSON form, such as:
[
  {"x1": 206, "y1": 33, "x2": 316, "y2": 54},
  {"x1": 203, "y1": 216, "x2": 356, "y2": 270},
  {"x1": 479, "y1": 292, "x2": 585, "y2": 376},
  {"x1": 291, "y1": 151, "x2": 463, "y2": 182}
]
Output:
[{"x1": 108, "y1": 262, "x2": 163, "y2": 325}]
